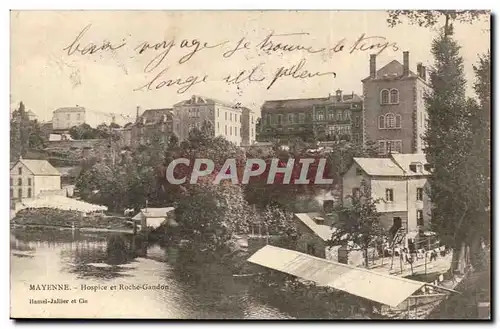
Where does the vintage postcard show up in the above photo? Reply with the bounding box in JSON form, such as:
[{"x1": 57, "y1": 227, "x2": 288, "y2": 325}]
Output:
[{"x1": 9, "y1": 10, "x2": 491, "y2": 319}]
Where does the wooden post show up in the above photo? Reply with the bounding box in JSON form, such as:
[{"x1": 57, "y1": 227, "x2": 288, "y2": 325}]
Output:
[
  {"x1": 425, "y1": 251, "x2": 427, "y2": 275},
  {"x1": 400, "y1": 253, "x2": 403, "y2": 274}
]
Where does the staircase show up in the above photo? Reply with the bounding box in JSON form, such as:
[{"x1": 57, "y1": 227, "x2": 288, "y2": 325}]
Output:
[{"x1": 390, "y1": 227, "x2": 405, "y2": 249}]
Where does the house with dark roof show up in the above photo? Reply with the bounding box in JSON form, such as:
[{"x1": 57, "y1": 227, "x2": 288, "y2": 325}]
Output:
[
  {"x1": 129, "y1": 107, "x2": 178, "y2": 148},
  {"x1": 10, "y1": 157, "x2": 61, "y2": 200},
  {"x1": 341, "y1": 152, "x2": 432, "y2": 249},
  {"x1": 362, "y1": 51, "x2": 431, "y2": 155},
  {"x1": 259, "y1": 89, "x2": 364, "y2": 145}
]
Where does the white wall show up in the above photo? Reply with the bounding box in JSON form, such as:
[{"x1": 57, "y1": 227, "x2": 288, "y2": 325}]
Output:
[
  {"x1": 34, "y1": 175, "x2": 61, "y2": 196},
  {"x1": 10, "y1": 162, "x2": 34, "y2": 199}
]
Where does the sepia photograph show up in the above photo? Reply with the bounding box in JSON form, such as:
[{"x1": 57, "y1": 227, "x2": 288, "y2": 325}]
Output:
[{"x1": 9, "y1": 9, "x2": 491, "y2": 320}]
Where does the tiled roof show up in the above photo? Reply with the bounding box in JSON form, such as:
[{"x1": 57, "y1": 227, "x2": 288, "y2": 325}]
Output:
[
  {"x1": 390, "y1": 153, "x2": 431, "y2": 176},
  {"x1": 139, "y1": 108, "x2": 173, "y2": 124},
  {"x1": 173, "y1": 95, "x2": 237, "y2": 108},
  {"x1": 362, "y1": 60, "x2": 418, "y2": 82},
  {"x1": 353, "y1": 157, "x2": 404, "y2": 176},
  {"x1": 262, "y1": 94, "x2": 363, "y2": 112},
  {"x1": 12, "y1": 159, "x2": 61, "y2": 176},
  {"x1": 295, "y1": 212, "x2": 335, "y2": 241},
  {"x1": 137, "y1": 207, "x2": 175, "y2": 218}
]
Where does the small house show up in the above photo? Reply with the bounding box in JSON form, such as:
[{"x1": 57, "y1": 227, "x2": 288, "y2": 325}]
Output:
[
  {"x1": 132, "y1": 207, "x2": 176, "y2": 230},
  {"x1": 10, "y1": 157, "x2": 61, "y2": 200}
]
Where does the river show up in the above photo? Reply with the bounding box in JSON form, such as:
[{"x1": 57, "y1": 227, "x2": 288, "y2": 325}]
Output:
[{"x1": 10, "y1": 228, "x2": 298, "y2": 319}]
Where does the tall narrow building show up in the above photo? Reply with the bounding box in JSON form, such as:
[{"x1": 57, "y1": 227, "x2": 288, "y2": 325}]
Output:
[{"x1": 362, "y1": 52, "x2": 430, "y2": 155}]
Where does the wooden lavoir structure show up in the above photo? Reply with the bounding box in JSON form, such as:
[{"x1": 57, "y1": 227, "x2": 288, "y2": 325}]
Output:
[{"x1": 248, "y1": 245, "x2": 459, "y2": 319}]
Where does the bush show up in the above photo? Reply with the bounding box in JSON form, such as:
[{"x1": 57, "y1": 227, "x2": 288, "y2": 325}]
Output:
[{"x1": 13, "y1": 208, "x2": 132, "y2": 230}]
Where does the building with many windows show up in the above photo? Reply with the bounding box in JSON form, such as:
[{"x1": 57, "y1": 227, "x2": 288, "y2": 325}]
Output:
[
  {"x1": 258, "y1": 90, "x2": 364, "y2": 144},
  {"x1": 173, "y1": 95, "x2": 255, "y2": 146},
  {"x1": 341, "y1": 153, "x2": 432, "y2": 242},
  {"x1": 362, "y1": 51, "x2": 430, "y2": 155},
  {"x1": 10, "y1": 158, "x2": 61, "y2": 200},
  {"x1": 129, "y1": 107, "x2": 179, "y2": 148}
]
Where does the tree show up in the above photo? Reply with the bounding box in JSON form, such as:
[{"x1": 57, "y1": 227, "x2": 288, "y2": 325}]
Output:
[
  {"x1": 387, "y1": 10, "x2": 489, "y2": 35},
  {"x1": 423, "y1": 27, "x2": 489, "y2": 273},
  {"x1": 327, "y1": 181, "x2": 385, "y2": 268},
  {"x1": 259, "y1": 205, "x2": 299, "y2": 249},
  {"x1": 174, "y1": 177, "x2": 251, "y2": 255}
]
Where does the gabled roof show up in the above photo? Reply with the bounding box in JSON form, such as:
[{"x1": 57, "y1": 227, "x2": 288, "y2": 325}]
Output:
[
  {"x1": 133, "y1": 207, "x2": 175, "y2": 219},
  {"x1": 295, "y1": 213, "x2": 334, "y2": 241},
  {"x1": 248, "y1": 245, "x2": 428, "y2": 308},
  {"x1": 362, "y1": 60, "x2": 420, "y2": 83},
  {"x1": 11, "y1": 159, "x2": 61, "y2": 176},
  {"x1": 390, "y1": 153, "x2": 431, "y2": 176},
  {"x1": 353, "y1": 157, "x2": 404, "y2": 176}
]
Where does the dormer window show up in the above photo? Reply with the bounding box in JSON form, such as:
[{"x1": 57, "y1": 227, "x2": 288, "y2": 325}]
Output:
[{"x1": 410, "y1": 162, "x2": 423, "y2": 173}]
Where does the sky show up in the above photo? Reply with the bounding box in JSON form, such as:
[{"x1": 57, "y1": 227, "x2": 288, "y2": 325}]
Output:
[{"x1": 10, "y1": 10, "x2": 490, "y2": 122}]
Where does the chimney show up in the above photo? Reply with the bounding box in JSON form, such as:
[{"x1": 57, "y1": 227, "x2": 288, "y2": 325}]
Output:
[
  {"x1": 417, "y1": 62, "x2": 423, "y2": 77},
  {"x1": 136, "y1": 106, "x2": 141, "y2": 121},
  {"x1": 421, "y1": 66, "x2": 427, "y2": 81},
  {"x1": 403, "y1": 51, "x2": 409, "y2": 76},
  {"x1": 336, "y1": 89, "x2": 343, "y2": 102},
  {"x1": 370, "y1": 54, "x2": 376, "y2": 78}
]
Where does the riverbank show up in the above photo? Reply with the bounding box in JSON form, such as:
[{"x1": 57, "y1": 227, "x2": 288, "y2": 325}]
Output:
[
  {"x1": 11, "y1": 208, "x2": 134, "y2": 233},
  {"x1": 11, "y1": 223, "x2": 134, "y2": 234}
]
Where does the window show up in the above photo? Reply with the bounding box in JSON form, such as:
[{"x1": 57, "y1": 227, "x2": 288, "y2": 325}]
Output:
[
  {"x1": 380, "y1": 89, "x2": 390, "y2": 104},
  {"x1": 77, "y1": 113, "x2": 81, "y2": 120},
  {"x1": 277, "y1": 114, "x2": 283, "y2": 124},
  {"x1": 18, "y1": 167, "x2": 22, "y2": 175},
  {"x1": 327, "y1": 125, "x2": 336, "y2": 136},
  {"x1": 336, "y1": 110, "x2": 343, "y2": 121},
  {"x1": 10, "y1": 188, "x2": 13, "y2": 197},
  {"x1": 417, "y1": 210, "x2": 424, "y2": 226},
  {"x1": 18, "y1": 188, "x2": 22, "y2": 198},
  {"x1": 385, "y1": 188, "x2": 394, "y2": 202},
  {"x1": 416, "y1": 188, "x2": 423, "y2": 201},
  {"x1": 343, "y1": 110, "x2": 350, "y2": 120},
  {"x1": 378, "y1": 115, "x2": 385, "y2": 129},
  {"x1": 356, "y1": 168, "x2": 363, "y2": 176},
  {"x1": 217, "y1": 122, "x2": 220, "y2": 131},
  {"x1": 10, "y1": 177, "x2": 13, "y2": 186},
  {"x1": 316, "y1": 111, "x2": 324, "y2": 121},
  {"x1": 385, "y1": 113, "x2": 395, "y2": 128},
  {"x1": 288, "y1": 113, "x2": 295, "y2": 123},
  {"x1": 229, "y1": 126, "x2": 232, "y2": 136},
  {"x1": 225, "y1": 125, "x2": 227, "y2": 135},
  {"x1": 217, "y1": 108, "x2": 219, "y2": 117},
  {"x1": 298, "y1": 113, "x2": 305, "y2": 123},
  {"x1": 66, "y1": 114, "x2": 70, "y2": 120},
  {"x1": 225, "y1": 112, "x2": 227, "y2": 120},
  {"x1": 28, "y1": 178, "x2": 32, "y2": 186},
  {"x1": 352, "y1": 188, "x2": 361, "y2": 198},
  {"x1": 354, "y1": 116, "x2": 360, "y2": 128},
  {"x1": 27, "y1": 188, "x2": 32, "y2": 198},
  {"x1": 18, "y1": 178, "x2": 22, "y2": 186},
  {"x1": 390, "y1": 89, "x2": 399, "y2": 104},
  {"x1": 395, "y1": 114, "x2": 401, "y2": 128},
  {"x1": 328, "y1": 110, "x2": 335, "y2": 120}
]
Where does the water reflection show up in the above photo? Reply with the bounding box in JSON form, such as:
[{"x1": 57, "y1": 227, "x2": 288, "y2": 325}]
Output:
[{"x1": 10, "y1": 227, "x2": 294, "y2": 319}]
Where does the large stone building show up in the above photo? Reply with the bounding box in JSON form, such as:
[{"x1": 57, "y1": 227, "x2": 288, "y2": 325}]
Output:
[
  {"x1": 52, "y1": 106, "x2": 133, "y2": 130},
  {"x1": 129, "y1": 107, "x2": 178, "y2": 148},
  {"x1": 258, "y1": 90, "x2": 364, "y2": 145},
  {"x1": 173, "y1": 95, "x2": 255, "y2": 146},
  {"x1": 341, "y1": 153, "x2": 432, "y2": 242},
  {"x1": 10, "y1": 158, "x2": 61, "y2": 200},
  {"x1": 362, "y1": 51, "x2": 430, "y2": 155}
]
